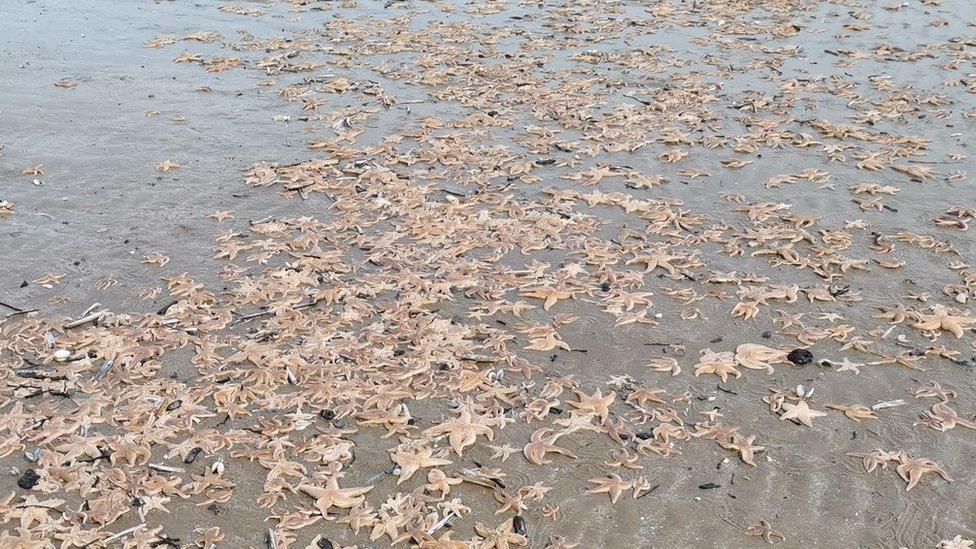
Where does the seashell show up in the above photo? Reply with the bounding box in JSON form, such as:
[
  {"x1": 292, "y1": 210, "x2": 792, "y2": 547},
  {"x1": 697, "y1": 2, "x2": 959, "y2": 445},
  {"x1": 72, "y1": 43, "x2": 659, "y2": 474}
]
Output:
[
  {"x1": 211, "y1": 461, "x2": 225, "y2": 475},
  {"x1": 53, "y1": 349, "x2": 71, "y2": 361},
  {"x1": 795, "y1": 384, "x2": 804, "y2": 398}
]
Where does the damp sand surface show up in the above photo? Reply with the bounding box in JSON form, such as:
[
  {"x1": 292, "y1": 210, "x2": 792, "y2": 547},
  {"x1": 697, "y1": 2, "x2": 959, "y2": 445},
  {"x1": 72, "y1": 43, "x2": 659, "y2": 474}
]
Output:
[{"x1": 1, "y1": 1, "x2": 975, "y2": 548}]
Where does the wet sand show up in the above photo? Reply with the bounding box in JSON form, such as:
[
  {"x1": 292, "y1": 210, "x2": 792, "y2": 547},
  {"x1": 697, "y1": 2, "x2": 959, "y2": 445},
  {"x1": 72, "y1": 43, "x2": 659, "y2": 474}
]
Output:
[{"x1": 1, "y1": 0, "x2": 975, "y2": 547}]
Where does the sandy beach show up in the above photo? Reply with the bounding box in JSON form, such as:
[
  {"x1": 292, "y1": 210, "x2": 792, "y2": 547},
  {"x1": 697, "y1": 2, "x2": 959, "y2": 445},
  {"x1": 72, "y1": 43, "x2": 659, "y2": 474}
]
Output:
[{"x1": 1, "y1": 0, "x2": 975, "y2": 547}]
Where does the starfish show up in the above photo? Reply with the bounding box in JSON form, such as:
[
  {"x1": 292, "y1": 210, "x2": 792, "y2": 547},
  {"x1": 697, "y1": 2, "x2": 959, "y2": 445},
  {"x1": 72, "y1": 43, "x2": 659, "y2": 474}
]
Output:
[
  {"x1": 130, "y1": 526, "x2": 164, "y2": 547},
  {"x1": 424, "y1": 408, "x2": 495, "y2": 455},
  {"x1": 586, "y1": 474, "x2": 633, "y2": 504},
  {"x1": 53, "y1": 525, "x2": 107, "y2": 548},
  {"x1": 523, "y1": 428, "x2": 577, "y2": 465},
  {"x1": 630, "y1": 476, "x2": 653, "y2": 499},
  {"x1": 473, "y1": 520, "x2": 528, "y2": 549},
  {"x1": 625, "y1": 388, "x2": 667, "y2": 407},
  {"x1": 614, "y1": 308, "x2": 658, "y2": 327},
  {"x1": 626, "y1": 249, "x2": 679, "y2": 274},
  {"x1": 778, "y1": 400, "x2": 827, "y2": 427},
  {"x1": 895, "y1": 452, "x2": 952, "y2": 491},
  {"x1": 525, "y1": 332, "x2": 571, "y2": 352},
  {"x1": 518, "y1": 482, "x2": 551, "y2": 502},
  {"x1": 647, "y1": 357, "x2": 681, "y2": 376},
  {"x1": 605, "y1": 291, "x2": 654, "y2": 312},
  {"x1": 488, "y1": 444, "x2": 519, "y2": 462},
  {"x1": 914, "y1": 382, "x2": 956, "y2": 403},
  {"x1": 720, "y1": 434, "x2": 765, "y2": 467},
  {"x1": 22, "y1": 164, "x2": 44, "y2": 176},
  {"x1": 745, "y1": 520, "x2": 786, "y2": 544},
  {"x1": 832, "y1": 357, "x2": 864, "y2": 374},
  {"x1": 919, "y1": 403, "x2": 976, "y2": 432},
  {"x1": 605, "y1": 448, "x2": 643, "y2": 470},
  {"x1": 333, "y1": 503, "x2": 374, "y2": 535},
  {"x1": 700, "y1": 409, "x2": 723, "y2": 422},
  {"x1": 825, "y1": 404, "x2": 877, "y2": 422},
  {"x1": 521, "y1": 286, "x2": 573, "y2": 310},
  {"x1": 847, "y1": 449, "x2": 898, "y2": 473},
  {"x1": 441, "y1": 498, "x2": 471, "y2": 518},
  {"x1": 911, "y1": 305, "x2": 976, "y2": 338},
  {"x1": 730, "y1": 301, "x2": 761, "y2": 320},
  {"x1": 492, "y1": 489, "x2": 527, "y2": 515},
  {"x1": 892, "y1": 164, "x2": 934, "y2": 181},
  {"x1": 694, "y1": 349, "x2": 741, "y2": 382},
  {"x1": 425, "y1": 469, "x2": 462, "y2": 498},
  {"x1": 545, "y1": 535, "x2": 580, "y2": 549},
  {"x1": 298, "y1": 477, "x2": 373, "y2": 515},
  {"x1": 33, "y1": 273, "x2": 65, "y2": 285},
  {"x1": 417, "y1": 530, "x2": 469, "y2": 549},
  {"x1": 735, "y1": 344, "x2": 788, "y2": 373},
  {"x1": 874, "y1": 304, "x2": 908, "y2": 324},
  {"x1": 774, "y1": 310, "x2": 805, "y2": 329},
  {"x1": 554, "y1": 412, "x2": 601, "y2": 434},
  {"x1": 155, "y1": 160, "x2": 181, "y2": 172},
  {"x1": 566, "y1": 389, "x2": 616, "y2": 422},
  {"x1": 137, "y1": 494, "x2": 172, "y2": 521},
  {"x1": 390, "y1": 446, "x2": 452, "y2": 484}
]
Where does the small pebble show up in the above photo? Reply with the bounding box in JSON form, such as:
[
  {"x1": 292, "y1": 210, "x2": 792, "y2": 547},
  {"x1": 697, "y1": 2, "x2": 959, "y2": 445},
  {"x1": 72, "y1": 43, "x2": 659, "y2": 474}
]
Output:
[{"x1": 17, "y1": 469, "x2": 40, "y2": 490}]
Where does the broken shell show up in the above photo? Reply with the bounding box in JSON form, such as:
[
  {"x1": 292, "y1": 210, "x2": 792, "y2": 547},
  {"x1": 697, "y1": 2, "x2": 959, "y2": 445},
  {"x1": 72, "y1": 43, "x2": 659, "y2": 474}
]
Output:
[
  {"x1": 804, "y1": 386, "x2": 814, "y2": 398},
  {"x1": 53, "y1": 349, "x2": 71, "y2": 361},
  {"x1": 955, "y1": 293, "x2": 968, "y2": 304}
]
